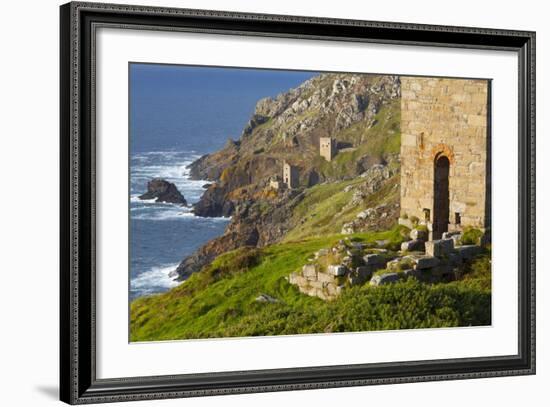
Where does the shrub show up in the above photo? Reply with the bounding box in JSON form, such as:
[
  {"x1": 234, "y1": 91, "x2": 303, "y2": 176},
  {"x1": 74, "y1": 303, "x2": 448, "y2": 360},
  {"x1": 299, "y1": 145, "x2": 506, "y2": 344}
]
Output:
[
  {"x1": 206, "y1": 247, "x2": 261, "y2": 281},
  {"x1": 461, "y1": 252, "x2": 491, "y2": 291},
  {"x1": 461, "y1": 227, "x2": 483, "y2": 245}
]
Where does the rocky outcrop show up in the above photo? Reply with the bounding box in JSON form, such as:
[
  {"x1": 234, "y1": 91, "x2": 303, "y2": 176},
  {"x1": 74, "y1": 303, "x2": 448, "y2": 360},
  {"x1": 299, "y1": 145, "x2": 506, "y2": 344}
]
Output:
[
  {"x1": 187, "y1": 73, "x2": 400, "y2": 187},
  {"x1": 176, "y1": 73, "x2": 402, "y2": 280},
  {"x1": 193, "y1": 184, "x2": 234, "y2": 217},
  {"x1": 174, "y1": 227, "x2": 259, "y2": 280},
  {"x1": 139, "y1": 179, "x2": 187, "y2": 205},
  {"x1": 177, "y1": 189, "x2": 305, "y2": 279}
]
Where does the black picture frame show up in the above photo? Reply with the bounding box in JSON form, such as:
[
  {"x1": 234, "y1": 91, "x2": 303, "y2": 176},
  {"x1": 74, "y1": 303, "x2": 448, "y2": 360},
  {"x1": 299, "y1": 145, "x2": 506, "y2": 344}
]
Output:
[{"x1": 60, "y1": 2, "x2": 536, "y2": 404}]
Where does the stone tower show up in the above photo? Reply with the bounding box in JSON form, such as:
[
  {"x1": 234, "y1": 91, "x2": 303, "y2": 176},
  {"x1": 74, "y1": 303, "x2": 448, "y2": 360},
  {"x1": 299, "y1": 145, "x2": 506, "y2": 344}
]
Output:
[
  {"x1": 319, "y1": 137, "x2": 336, "y2": 161},
  {"x1": 400, "y1": 77, "x2": 490, "y2": 240},
  {"x1": 283, "y1": 162, "x2": 299, "y2": 189}
]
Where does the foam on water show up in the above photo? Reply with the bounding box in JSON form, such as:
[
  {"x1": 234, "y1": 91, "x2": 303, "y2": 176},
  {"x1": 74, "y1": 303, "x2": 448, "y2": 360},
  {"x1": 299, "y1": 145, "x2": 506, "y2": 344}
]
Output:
[
  {"x1": 130, "y1": 149, "x2": 230, "y2": 300},
  {"x1": 131, "y1": 151, "x2": 207, "y2": 204},
  {"x1": 130, "y1": 263, "x2": 181, "y2": 297}
]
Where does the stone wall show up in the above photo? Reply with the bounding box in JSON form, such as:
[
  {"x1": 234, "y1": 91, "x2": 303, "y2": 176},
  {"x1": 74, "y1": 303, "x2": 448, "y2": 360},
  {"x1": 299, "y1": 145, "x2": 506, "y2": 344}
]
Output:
[
  {"x1": 288, "y1": 231, "x2": 484, "y2": 302},
  {"x1": 320, "y1": 137, "x2": 336, "y2": 161},
  {"x1": 289, "y1": 252, "x2": 386, "y2": 301},
  {"x1": 283, "y1": 162, "x2": 299, "y2": 189},
  {"x1": 400, "y1": 77, "x2": 491, "y2": 236}
]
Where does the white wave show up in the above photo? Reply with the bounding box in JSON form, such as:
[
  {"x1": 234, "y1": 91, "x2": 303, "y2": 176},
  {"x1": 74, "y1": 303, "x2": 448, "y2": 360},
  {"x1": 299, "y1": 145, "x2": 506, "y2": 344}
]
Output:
[
  {"x1": 131, "y1": 263, "x2": 181, "y2": 295},
  {"x1": 131, "y1": 158, "x2": 206, "y2": 203},
  {"x1": 134, "y1": 150, "x2": 196, "y2": 158},
  {"x1": 131, "y1": 207, "x2": 231, "y2": 222},
  {"x1": 131, "y1": 209, "x2": 193, "y2": 221},
  {"x1": 130, "y1": 205, "x2": 185, "y2": 212},
  {"x1": 130, "y1": 195, "x2": 158, "y2": 204},
  {"x1": 130, "y1": 150, "x2": 213, "y2": 216},
  {"x1": 129, "y1": 195, "x2": 191, "y2": 207}
]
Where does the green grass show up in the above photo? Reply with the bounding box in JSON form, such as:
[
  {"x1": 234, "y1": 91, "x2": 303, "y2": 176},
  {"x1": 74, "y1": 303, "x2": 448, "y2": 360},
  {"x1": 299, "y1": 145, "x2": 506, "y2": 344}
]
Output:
[
  {"x1": 283, "y1": 179, "x2": 362, "y2": 241},
  {"x1": 282, "y1": 175, "x2": 399, "y2": 242},
  {"x1": 309, "y1": 100, "x2": 401, "y2": 180},
  {"x1": 130, "y1": 227, "x2": 491, "y2": 341}
]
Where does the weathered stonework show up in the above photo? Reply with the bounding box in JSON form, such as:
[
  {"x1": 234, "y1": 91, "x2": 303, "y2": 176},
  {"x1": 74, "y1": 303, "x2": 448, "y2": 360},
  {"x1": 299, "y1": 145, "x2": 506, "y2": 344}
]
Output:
[
  {"x1": 319, "y1": 137, "x2": 336, "y2": 161},
  {"x1": 269, "y1": 179, "x2": 281, "y2": 190},
  {"x1": 283, "y1": 161, "x2": 299, "y2": 189},
  {"x1": 289, "y1": 232, "x2": 485, "y2": 301},
  {"x1": 400, "y1": 77, "x2": 490, "y2": 239}
]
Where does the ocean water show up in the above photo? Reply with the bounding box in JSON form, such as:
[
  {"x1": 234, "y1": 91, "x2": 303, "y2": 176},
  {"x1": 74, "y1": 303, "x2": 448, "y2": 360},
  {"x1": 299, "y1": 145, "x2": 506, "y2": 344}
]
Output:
[{"x1": 129, "y1": 63, "x2": 317, "y2": 300}]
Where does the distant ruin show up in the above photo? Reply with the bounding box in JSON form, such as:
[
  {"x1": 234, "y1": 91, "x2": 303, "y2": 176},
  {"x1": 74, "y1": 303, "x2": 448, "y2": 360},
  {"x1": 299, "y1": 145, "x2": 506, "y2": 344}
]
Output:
[
  {"x1": 319, "y1": 137, "x2": 336, "y2": 161},
  {"x1": 283, "y1": 162, "x2": 299, "y2": 189},
  {"x1": 269, "y1": 178, "x2": 281, "y2": 190}
]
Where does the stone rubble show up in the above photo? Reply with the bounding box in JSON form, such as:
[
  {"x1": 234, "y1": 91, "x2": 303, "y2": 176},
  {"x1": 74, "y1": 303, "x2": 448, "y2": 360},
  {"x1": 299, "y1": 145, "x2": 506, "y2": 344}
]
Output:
[{"x1": 288, "y1": 228, "x2": 486, "y2": 301}]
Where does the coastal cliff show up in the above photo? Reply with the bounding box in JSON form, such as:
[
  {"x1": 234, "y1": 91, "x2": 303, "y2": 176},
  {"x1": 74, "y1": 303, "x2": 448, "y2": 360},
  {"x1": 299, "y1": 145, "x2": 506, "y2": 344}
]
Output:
[
  {"x1": 130, "y1": 71, "x2": 493, "y2": 342},
  {"x1": 175, "y1": 73, "x2": 402, "y2": 279}
]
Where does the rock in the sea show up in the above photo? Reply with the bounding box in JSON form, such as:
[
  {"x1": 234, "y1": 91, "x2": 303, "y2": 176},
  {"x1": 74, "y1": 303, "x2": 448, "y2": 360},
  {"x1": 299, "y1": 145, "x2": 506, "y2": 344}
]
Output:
[{"x1": 139, "y1": 178, "x2": 187, "y2": 205}]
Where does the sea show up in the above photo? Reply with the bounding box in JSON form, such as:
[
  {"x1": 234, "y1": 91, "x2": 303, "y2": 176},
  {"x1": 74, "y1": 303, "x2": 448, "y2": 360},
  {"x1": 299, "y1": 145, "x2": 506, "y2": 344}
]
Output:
[{"x1": 129, "y1": 64, "x2": 317, "y2": 300}]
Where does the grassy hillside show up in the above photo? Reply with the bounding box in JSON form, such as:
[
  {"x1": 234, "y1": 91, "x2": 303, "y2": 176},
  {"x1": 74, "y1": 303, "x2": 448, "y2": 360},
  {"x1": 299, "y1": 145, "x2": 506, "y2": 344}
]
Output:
[
  {"x1": 189, "y1": 74, "x2": 401, "y2": 192},
  {"x1": 130, "y1": 226, "x2": 491, "y2": 342},
  {"x1": 283, "y1": 175, "x2": 399, "y2": 242},
  {"x1": 311, "y1": 99, "x2": 401, "y2": 179}
]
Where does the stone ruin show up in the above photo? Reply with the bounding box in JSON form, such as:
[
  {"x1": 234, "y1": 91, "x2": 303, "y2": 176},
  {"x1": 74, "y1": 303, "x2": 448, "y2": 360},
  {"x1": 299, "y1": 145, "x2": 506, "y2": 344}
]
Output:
[
  {"x1": 288, "y1": 227, "x2": 484, "y2": 301},
  {"x1": 400, "y1": 77, "x2": 490, "y2": 240},
  {"x1": 287, "y1": 77, "x2": 492, "y2": 301},
  {"x1": 269, "y1": 162, "x2": 299, "y2": 191},
  {"x1": 319, "y1": 137, "x2": 337, "y2": 161},
  {"x1": 283, "y1": 161, "x2": 299, "y2": 189}
]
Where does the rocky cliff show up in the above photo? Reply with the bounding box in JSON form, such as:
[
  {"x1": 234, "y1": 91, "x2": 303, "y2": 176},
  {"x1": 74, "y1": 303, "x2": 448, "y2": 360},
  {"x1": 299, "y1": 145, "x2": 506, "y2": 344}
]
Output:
[{"x1": 176, "y1": 73, "x2": 402, "y2": 280}]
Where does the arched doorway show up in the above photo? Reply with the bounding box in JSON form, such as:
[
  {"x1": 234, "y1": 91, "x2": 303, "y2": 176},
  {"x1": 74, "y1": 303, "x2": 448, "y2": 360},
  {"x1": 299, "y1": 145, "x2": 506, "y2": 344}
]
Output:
[{"x1": 433, "y1": 154, "x2": 450, "y2": 240}]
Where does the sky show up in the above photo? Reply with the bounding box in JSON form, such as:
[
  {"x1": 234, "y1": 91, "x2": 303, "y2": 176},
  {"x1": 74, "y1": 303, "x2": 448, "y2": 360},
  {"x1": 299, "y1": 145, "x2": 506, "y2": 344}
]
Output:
[{"x1": 129, "y1": 63, "x2": 319, "y2": 154}]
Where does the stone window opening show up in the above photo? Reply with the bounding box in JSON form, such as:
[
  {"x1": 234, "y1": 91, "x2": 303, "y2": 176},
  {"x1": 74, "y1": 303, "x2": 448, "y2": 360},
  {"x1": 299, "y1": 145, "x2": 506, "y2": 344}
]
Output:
[
  {"x1": 418, "y1": 132, "x2": 425, "y2": 150},
  {"x1": 455, "y1": 212, "x2": 461, "y2": 225},
  {"x1": 423, "y1": 208, "x2": 430, "y2": 221}
]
